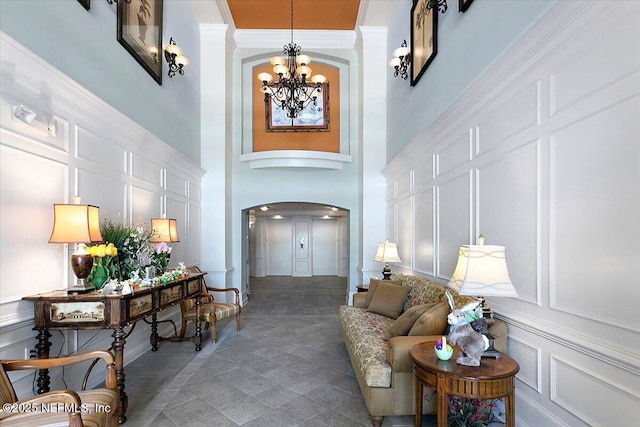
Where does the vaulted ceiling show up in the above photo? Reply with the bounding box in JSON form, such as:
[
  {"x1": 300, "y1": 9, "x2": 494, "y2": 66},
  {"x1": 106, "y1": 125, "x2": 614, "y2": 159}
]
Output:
[{"x1": 227, "y1": 0, "x2": 361, "y2": 30}]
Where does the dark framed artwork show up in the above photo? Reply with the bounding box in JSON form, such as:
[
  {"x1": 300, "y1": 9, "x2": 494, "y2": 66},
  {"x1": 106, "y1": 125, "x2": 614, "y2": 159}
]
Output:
[
  {"x1": 459, "y1": 0, "x2": 474, "y2": 13},
  {"x1": 410, "y1": 0, "x2": 438, "y2": 86},
  {"x1": 77, "y1": 0, "x2": 90, "y2": 11},
  {"x1": 117, "y1": 0, "x2": 163, "y2": 85},
  {"x1": 265, "y1": 83, "x2": 330, "y2": 132}
]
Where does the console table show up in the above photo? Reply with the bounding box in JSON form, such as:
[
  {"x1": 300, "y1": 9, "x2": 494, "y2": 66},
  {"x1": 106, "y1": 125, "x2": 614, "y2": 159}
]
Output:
[
  {"x1": 409, "y1": 341, "x2": 519, "y2": 427},
  {"x1": 23, "y1": 272, "x2": 205, "y2": 424}
]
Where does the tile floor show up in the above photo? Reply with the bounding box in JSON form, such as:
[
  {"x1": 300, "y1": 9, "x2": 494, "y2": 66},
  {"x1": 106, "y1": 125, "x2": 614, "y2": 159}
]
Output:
[{"x1": 121, "y1": 276, "x2": 438, "y2": 426}]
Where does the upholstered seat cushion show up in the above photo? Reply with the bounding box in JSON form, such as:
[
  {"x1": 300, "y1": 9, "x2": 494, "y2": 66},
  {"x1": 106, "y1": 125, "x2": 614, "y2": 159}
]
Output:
[
  {"x1": 0, "y1": 388, "x2": 118, "y2": 427},
  {"x1": 339, "y1": 305, "x2": 394, "y2": 387},
  {"x1": 183, "y1": 302, "x2": 239, "y2": 322}
]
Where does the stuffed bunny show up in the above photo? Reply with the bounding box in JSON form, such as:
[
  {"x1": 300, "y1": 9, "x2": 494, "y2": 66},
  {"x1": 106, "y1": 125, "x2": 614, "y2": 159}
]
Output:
[{"x1": 445, "y1": 291, "x2": 489, "y2": 366}]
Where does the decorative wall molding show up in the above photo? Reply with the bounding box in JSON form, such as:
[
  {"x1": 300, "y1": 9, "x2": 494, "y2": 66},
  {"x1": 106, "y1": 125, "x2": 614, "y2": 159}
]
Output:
[
  {"x1": 383, "y1": 2, "x2": 639, "y2": 425},
  {"x1": 240, "y1": 150, "x2": 352, "y2": 170}
]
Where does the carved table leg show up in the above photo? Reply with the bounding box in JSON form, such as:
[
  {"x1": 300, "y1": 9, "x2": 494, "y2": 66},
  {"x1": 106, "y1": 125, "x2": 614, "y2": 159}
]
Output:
[
  {"x1": 35, "y1": 328, "x2": 52, "y2": 394},
  {"x1": 414, "y1": 373, "x2": 422, "y2": 427},
  {"x1": 194, "y1": 293, "x2": 202, "y2": 351},
  {"x1": 150, "y1": 313, "x2": 159, "y2": 351},
  {"x1": 112, "y1": 327, "x2": 127, "y2": 424}
]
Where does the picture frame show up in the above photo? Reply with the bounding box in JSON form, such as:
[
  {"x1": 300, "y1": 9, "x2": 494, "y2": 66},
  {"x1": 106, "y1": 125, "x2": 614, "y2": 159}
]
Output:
[
  {"x1": 117, "y1": 0, "x2": 163, "y2": 85},
  {"x1": 77, "y1": 0, "x2": 90, "y2": 11},
  {"x1": 410, "y1": 0, "x2": 438, "y2": 87},
  {"x1": 265, "y1": 82, "x2": 330, "y2": 132},
  {"x1": 459, "y1": 0, "x2": 474, "y2": 13}
]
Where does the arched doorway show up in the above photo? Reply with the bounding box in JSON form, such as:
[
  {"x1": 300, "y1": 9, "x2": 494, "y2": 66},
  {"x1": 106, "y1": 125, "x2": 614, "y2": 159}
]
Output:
[{"x1": 242, "y1": 202, "x2": 349, "y2": 298}]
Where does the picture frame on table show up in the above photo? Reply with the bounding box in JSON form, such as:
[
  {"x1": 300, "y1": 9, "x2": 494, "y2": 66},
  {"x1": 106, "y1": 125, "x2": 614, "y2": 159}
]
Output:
[
  {"x1": 459, "y1": 0, "x2": 474, "y2": 13},
  {"x1": 410, "y1": 0, "x2": 438, "y2": 86},
  {"x1": 77, "y1": 0, "x2": 90, "y2": 11},
  {"x1": 265, "y1": 82, "x2": 330, "y2": 132},
  {"x1": 117, "y1": 0, "x2": 164, "y2": 85}
]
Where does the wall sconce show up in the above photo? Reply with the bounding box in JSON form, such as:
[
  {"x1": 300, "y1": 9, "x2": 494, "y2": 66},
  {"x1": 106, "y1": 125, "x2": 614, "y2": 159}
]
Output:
[
  {"x1": 389, "y1": 40, "x2": 411, "y2": 80},
  {"x1": 428, "y1": 0, "x2": 448, "y2": 13},
  {"x1": 12, "y1": 105, "x2": 58, "y2": 137},
  {"x1": 164, "y1": 38, "x2": 189, "y2": 78}
]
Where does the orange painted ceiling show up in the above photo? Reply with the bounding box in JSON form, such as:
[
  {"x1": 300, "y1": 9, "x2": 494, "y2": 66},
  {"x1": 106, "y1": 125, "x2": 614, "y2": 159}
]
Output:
[{"x1": 227, "y1": 0, "x2": 361, "y2": 30}]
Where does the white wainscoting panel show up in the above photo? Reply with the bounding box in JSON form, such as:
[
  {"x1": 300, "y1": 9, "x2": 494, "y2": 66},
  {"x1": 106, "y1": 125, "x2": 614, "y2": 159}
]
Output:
[
  {"x1": 550, "y1": 97, "x2": 640, "y2": 332},
  {"x1": 397, "y1": 196, "x2": 413, "y2": 269},
  {"x1": 551, "y1": 355, "x2": 639, "y2": 426},
  {"x1": 0, "y1": 32, "x2": 204, "y2": 396},
  {"x1": 508, "y1": 335, "x2": 542, "y2": 394},
  {"x1": 477, "y1": 141, "x2": 540, "y2": 305},
  {"x1": 436, "y1": 172, "x2": 472, "y2": 280},
  {"x1": 383, "y1": 2, "x2": 639, "y2": 425},
  {"x1": 414, "y1": 188, "x2": 435, "y2": 276}
]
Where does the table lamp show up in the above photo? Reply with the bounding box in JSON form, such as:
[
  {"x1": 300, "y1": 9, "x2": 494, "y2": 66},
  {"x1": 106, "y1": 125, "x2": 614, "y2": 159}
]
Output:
[
  {"x1": 149, "y1": 217, "x2": 180, "y2": 243},
  {"x1": 48, "y1": 198, "x2": 103, "y2": 293},
  {"x1": 374, "y1": 240, "x2": 402, "y2": 280},
  {"x1": 447, "y1": 235, "x2": 518, "y2": 358}
]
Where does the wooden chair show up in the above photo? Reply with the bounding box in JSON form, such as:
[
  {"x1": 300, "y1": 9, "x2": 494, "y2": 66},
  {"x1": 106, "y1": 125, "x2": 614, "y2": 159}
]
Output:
[
  {"x1": 180, "y1": 266, "x2": 241, "y2": 343},
  {"x1": 0, "y1": 349, "x2": 119, "y2": 427}
]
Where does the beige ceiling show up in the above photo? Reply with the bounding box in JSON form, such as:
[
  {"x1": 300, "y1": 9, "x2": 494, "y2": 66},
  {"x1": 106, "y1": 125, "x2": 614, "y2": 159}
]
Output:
[{"x1": 227, "y1": 0, "x2": 361, "y2": 30}]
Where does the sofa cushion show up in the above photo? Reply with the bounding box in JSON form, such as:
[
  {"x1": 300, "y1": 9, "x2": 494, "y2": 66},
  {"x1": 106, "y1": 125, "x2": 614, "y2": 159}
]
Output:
[
  {"x1": 366, "y1": 281, "x2": 411, "y2": 319},
  {"x1": 396, "y1": 273, "x2": 477, "y2": 311},
  {"x1": 365, "y1": 278, "x2": 401, "y2": 308},
  {"x1": 339, "y1": 305, "x2": 395, "y2": 387},
  {"x1": 408, "y1": 301, "x2": 450, "y2": 336},
  {"x1": 384, "y1": 303, "x2": 437, "y2": 340}
]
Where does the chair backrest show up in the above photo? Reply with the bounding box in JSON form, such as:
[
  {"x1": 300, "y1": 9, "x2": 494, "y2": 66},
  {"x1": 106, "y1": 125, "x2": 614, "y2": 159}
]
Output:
[
  {"x1": 180, "y1": 266, "x2": 211, "y2": 311},
  {"x1": 0, "y1": 363, "x2": 18, "y2": 405}
]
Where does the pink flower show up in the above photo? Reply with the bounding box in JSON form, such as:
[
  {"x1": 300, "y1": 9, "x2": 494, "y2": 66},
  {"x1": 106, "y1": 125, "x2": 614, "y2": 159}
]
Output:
[{"x1": 155, "y1": 242, "x2": 172, "y2": 254}]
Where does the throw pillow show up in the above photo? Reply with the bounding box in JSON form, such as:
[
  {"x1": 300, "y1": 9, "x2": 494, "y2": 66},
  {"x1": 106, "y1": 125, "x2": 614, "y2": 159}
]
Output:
[
  {"x1": 365, "y1": 278, "x2": 401, "y2": 308},
  {"x1": 366, "y1": 281, "x2": 411, "y2": 319},
  {"x1": 408, "y1": 301, "x2": 450, "y2": 336},
  {"x1": 384, "y1": 303, "x2": 437, "y2": 340}
]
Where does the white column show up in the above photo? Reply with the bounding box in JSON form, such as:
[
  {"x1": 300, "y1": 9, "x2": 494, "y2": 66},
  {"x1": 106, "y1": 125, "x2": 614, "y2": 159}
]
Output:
[
  {"x1": 359, "y1": 27, "x2": 389, "y2": 283},
  {"x1": 200, "y1": 24, "x2": 229, "y2": 285}
]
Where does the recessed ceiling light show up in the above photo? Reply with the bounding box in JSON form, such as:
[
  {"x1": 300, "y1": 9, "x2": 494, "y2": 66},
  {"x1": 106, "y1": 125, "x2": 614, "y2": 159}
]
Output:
[
  {"x1": 260, "y1": 206, "x2": 269, "y2": 211},
  {"x1": 322, "y1": 215, "x2": 331, "y2": 219},
  {"x1": 273, "y1": 215, "x2": 283, "y2": 219},
  {"x1": 331, "y1": 207, "x2": 338, "y2": 212}
]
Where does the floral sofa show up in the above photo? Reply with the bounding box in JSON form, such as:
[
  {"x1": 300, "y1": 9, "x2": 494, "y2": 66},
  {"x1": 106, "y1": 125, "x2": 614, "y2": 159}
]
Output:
[{"x1": 339, "y1": 274, "x2": 507, "y2": 427}]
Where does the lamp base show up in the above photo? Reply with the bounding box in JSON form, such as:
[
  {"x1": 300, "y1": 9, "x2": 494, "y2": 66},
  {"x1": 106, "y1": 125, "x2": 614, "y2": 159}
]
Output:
[
  {"x1": 481, "y1": 336, "x2": 502, "y2": 359},
  {"x1": 68, "y1": 280, "x2": 95, "y2": 294},
  {"x1": 381, "y1": 264, "x2": 392, "y2": 280}
]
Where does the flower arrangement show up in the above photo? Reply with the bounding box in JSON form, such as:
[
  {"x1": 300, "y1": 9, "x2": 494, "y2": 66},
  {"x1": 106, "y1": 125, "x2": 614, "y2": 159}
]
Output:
[
  {"x1": 447, "y1": 396, "x2": 500, "y2": 427},
  {"x1": 87, "y1": 243, "x2": 118, "y2": 290},
  {"x1": 100, "y1": 263, "x2": 189, "y2": 294},
  {"x1": 99, "y1": 218, "x2": 152, "y2": 280},
  {"x1": 151, "y1": 242, "x2": 172, "y2": 273}
]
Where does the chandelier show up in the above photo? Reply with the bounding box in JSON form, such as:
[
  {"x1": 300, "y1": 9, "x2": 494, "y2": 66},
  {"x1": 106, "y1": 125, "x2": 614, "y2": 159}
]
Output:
[{"x1": 256, "y1": 0, "x2": 326, "y2": 119}]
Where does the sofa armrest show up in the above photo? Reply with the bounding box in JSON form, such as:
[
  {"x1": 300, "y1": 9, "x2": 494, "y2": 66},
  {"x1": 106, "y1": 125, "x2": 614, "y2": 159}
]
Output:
[
  {"x1": 352, "y1": 292, "x2": 367, "y2": 308},
  {"x1": 387, "y1": 335, "x2": 443, "y2": 373}
]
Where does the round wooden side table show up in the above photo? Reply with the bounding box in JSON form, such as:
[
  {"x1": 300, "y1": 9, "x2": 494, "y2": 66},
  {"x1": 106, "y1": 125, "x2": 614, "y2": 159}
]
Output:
[{"x1": 409, "y1": 341, "x2": 519, "y2": 427}]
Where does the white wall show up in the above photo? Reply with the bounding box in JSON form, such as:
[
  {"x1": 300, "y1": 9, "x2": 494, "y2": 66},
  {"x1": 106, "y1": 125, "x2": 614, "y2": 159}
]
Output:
[
  {"x1": 383, "y1": 2, "x2": 640, "y2": 425},
  {"x1": 0, "y1": 32, "x2": 204, "y2": 397},
  {"x1": 0, "y1": 0, "x2": 201, "y2": 162}
]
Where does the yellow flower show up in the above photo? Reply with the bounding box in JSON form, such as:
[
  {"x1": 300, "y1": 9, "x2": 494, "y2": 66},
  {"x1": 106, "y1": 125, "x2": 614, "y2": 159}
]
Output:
[
  {"x1": 105, "y1": 243, "x2": 118, "y2": 256},
  {"x1": 97, "y1": 244, "x2": 107, "y2": 257}
]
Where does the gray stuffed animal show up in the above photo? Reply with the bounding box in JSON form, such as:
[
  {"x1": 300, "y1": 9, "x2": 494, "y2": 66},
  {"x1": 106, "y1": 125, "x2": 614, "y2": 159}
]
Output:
[{"x1": 446, "y1": 291, "x2": 489, "y2": 366}]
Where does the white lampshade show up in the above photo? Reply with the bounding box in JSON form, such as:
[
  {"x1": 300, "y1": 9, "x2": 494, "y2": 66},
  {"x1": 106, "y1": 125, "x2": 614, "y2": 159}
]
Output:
[
  {"x1": 270, "y1": 56, "x2": 286, "y2": 66},
  {"x1": 374, "y1": 240, "x2": 402, "y2": 263},
  {"x1": 296, "y1": 54, "x2": 311, "y2": 65},
  {"x1": 310, "y1": 74, "x2": 326, "y2": 84},
  {"x1": 447, "y1": 245, "x2": 518, "y2": 297},
  {"x1": 389, "y1": 57, "x2": 401, "y2": 68},
  {"x1": 49, "y1": 204, "x2": 103, "y2": 244},
  {"x1": 165, "y1": 43, "x2": 182, "y2": 57},
  {"x1": 296, "y1": 65, "x2": 312, "y2": 77},
  {"x1": 393, "y1": 45, "x2": 410, "y2": 58},
  {"x1": 176, "y1": 55, "x2": 190, "y2": 67},
  {"x1": 257, "y1": 72, "x2": 273, "y2": 83},
  {"x1": 150, "y1": 218, "x2": 180, "y2": 243}
]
